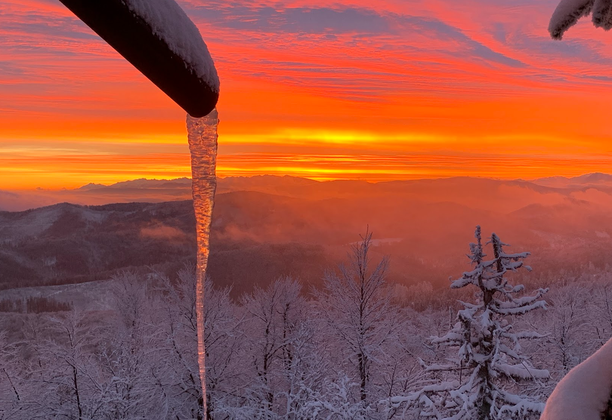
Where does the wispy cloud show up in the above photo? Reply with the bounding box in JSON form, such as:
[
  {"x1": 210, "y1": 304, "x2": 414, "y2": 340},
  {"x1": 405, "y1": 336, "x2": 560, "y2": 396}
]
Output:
[{"x1": 3, "y1": 0, "x2": 612, "y2": 186}]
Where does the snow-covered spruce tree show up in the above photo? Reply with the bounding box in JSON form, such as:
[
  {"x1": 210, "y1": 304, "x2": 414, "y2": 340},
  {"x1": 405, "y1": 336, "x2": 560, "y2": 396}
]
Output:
[{"x1": 413, "y1": 226, "x2": 549, "y2": 420}]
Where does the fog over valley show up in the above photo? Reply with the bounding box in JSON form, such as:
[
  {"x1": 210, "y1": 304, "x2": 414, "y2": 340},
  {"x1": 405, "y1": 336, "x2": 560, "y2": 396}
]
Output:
[{"x1": 3, "y1": 174, "x2": 612, "y2": 297}]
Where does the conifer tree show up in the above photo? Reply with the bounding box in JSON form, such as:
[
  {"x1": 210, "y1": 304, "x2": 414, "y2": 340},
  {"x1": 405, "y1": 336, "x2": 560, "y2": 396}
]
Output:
[{"x1": 414, "y1": 226, "x2": 549, "y2": 420}]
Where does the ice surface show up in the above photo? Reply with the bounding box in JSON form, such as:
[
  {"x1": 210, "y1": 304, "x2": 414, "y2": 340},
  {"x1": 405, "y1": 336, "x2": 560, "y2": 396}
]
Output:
[
  {"x1": 540, "y1": 337, "x2": 612, "y2": 420},
  {"x1": 187, "y1": 108, "x2": 219, "y2": 410},
  {"x1": 124, "y1": 0, "x2": 219, "y2": 92}
]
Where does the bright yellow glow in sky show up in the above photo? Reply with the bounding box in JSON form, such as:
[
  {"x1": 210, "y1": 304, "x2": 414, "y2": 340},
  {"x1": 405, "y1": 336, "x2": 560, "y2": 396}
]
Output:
[{"x1": 5, "y1": 0, "x2": 612, "y2": 189}]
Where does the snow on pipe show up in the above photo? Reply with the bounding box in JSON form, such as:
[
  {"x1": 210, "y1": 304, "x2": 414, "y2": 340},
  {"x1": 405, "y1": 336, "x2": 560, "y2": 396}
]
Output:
[
  {"x1": 540, "y1": 337, "x2": 612, "y2": 420},
  {"x1": 59, "y1": 0, "x2": 219, "y2": 117},
  {"x1": 548, "y1": 0, "x2": 612, "y2": 39}
]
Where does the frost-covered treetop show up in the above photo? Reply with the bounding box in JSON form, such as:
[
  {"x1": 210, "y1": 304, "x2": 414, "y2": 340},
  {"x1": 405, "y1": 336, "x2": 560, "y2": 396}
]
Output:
[
  {"x1": 549, "y1": 0, "x2": 612, "y2": 39},
  {"x1": 123, "y1": 0, "x2": 219, "y2": 92},
  {"x1": 451, "y1": 227, "x2": 546, "y2": 316}
]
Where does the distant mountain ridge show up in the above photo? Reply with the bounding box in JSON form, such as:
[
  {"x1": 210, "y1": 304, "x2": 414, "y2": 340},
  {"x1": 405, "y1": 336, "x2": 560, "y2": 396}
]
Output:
[
  {"x1": 3, "y1": 173, "x2": 612, "y2": 212},
  {"x1": 532, "y1": 172, "x2": 612, "y2": 188},
  {"x1": 0, "y1": 196, "x2": 335, "y2": 295},
  {"x1": 4, "y1": 174, "x2": 612, "y2": 297}
]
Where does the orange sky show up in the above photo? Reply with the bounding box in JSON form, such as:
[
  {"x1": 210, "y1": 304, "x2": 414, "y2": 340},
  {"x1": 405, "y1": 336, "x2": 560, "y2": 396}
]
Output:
[{"x1": 3, "y1": 0, "x2": 612, "y2": 189}]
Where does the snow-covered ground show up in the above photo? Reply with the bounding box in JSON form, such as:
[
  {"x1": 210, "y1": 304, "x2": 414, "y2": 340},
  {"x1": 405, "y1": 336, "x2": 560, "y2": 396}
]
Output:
[{"x1": 0, "y1": 279, "x2": 116, "y2": 311}]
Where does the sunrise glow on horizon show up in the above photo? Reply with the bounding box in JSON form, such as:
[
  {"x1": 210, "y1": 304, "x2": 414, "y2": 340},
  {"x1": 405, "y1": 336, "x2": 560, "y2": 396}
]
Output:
[{"x1": 4, "y1": 0, "x2": 612, "y2": 189}]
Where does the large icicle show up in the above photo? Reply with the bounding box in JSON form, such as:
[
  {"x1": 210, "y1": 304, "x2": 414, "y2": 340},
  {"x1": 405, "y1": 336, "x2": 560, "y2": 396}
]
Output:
[
  {"x1": 187, "y1": 108, "x2": 218, "y2": 414},
  {"x1": 58, "y1": 0, "x2": 220, "y2": 411}
]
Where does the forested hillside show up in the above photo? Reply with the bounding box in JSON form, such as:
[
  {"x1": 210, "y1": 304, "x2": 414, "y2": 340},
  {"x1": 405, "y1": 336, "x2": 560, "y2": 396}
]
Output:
[
  {"x1": 5, "y1": 175, "x2": 612, "y2": 296},
  {"x1": 0, "y1": 232, "x2": 609, "y2": 419}
]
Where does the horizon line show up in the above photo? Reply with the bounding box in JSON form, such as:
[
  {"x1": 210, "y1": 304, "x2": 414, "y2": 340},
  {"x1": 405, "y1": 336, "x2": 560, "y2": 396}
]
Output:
[{"x1": 6, "y1": 171, "x2": 612, "y2": 193}]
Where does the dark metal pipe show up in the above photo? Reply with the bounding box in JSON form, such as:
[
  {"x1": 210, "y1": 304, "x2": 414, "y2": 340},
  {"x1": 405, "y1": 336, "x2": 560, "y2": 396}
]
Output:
[{"x1": 60, "y1": 0, "x2": 218, "y2": 117}]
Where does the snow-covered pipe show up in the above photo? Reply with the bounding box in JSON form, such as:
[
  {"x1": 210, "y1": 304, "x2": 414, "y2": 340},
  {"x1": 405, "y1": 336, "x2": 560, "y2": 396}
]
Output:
[
  {"x1": 548, "y1": 0, "x2": 612, "y2": 39},
  {"x1": 546, "y1": 3, "x2": 612, "y2": 413},
  {"x1": 59, "y1": 0, "x2": 219, "y2": 117},
  {"x1": 540, "y1": 337, "x2": 612, "y2": 420}
]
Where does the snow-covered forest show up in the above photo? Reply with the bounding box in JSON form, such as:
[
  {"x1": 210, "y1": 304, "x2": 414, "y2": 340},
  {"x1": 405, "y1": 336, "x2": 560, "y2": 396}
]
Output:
[{"x1": 0, "y1": 229, "x2": 610, "y2": 420}]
